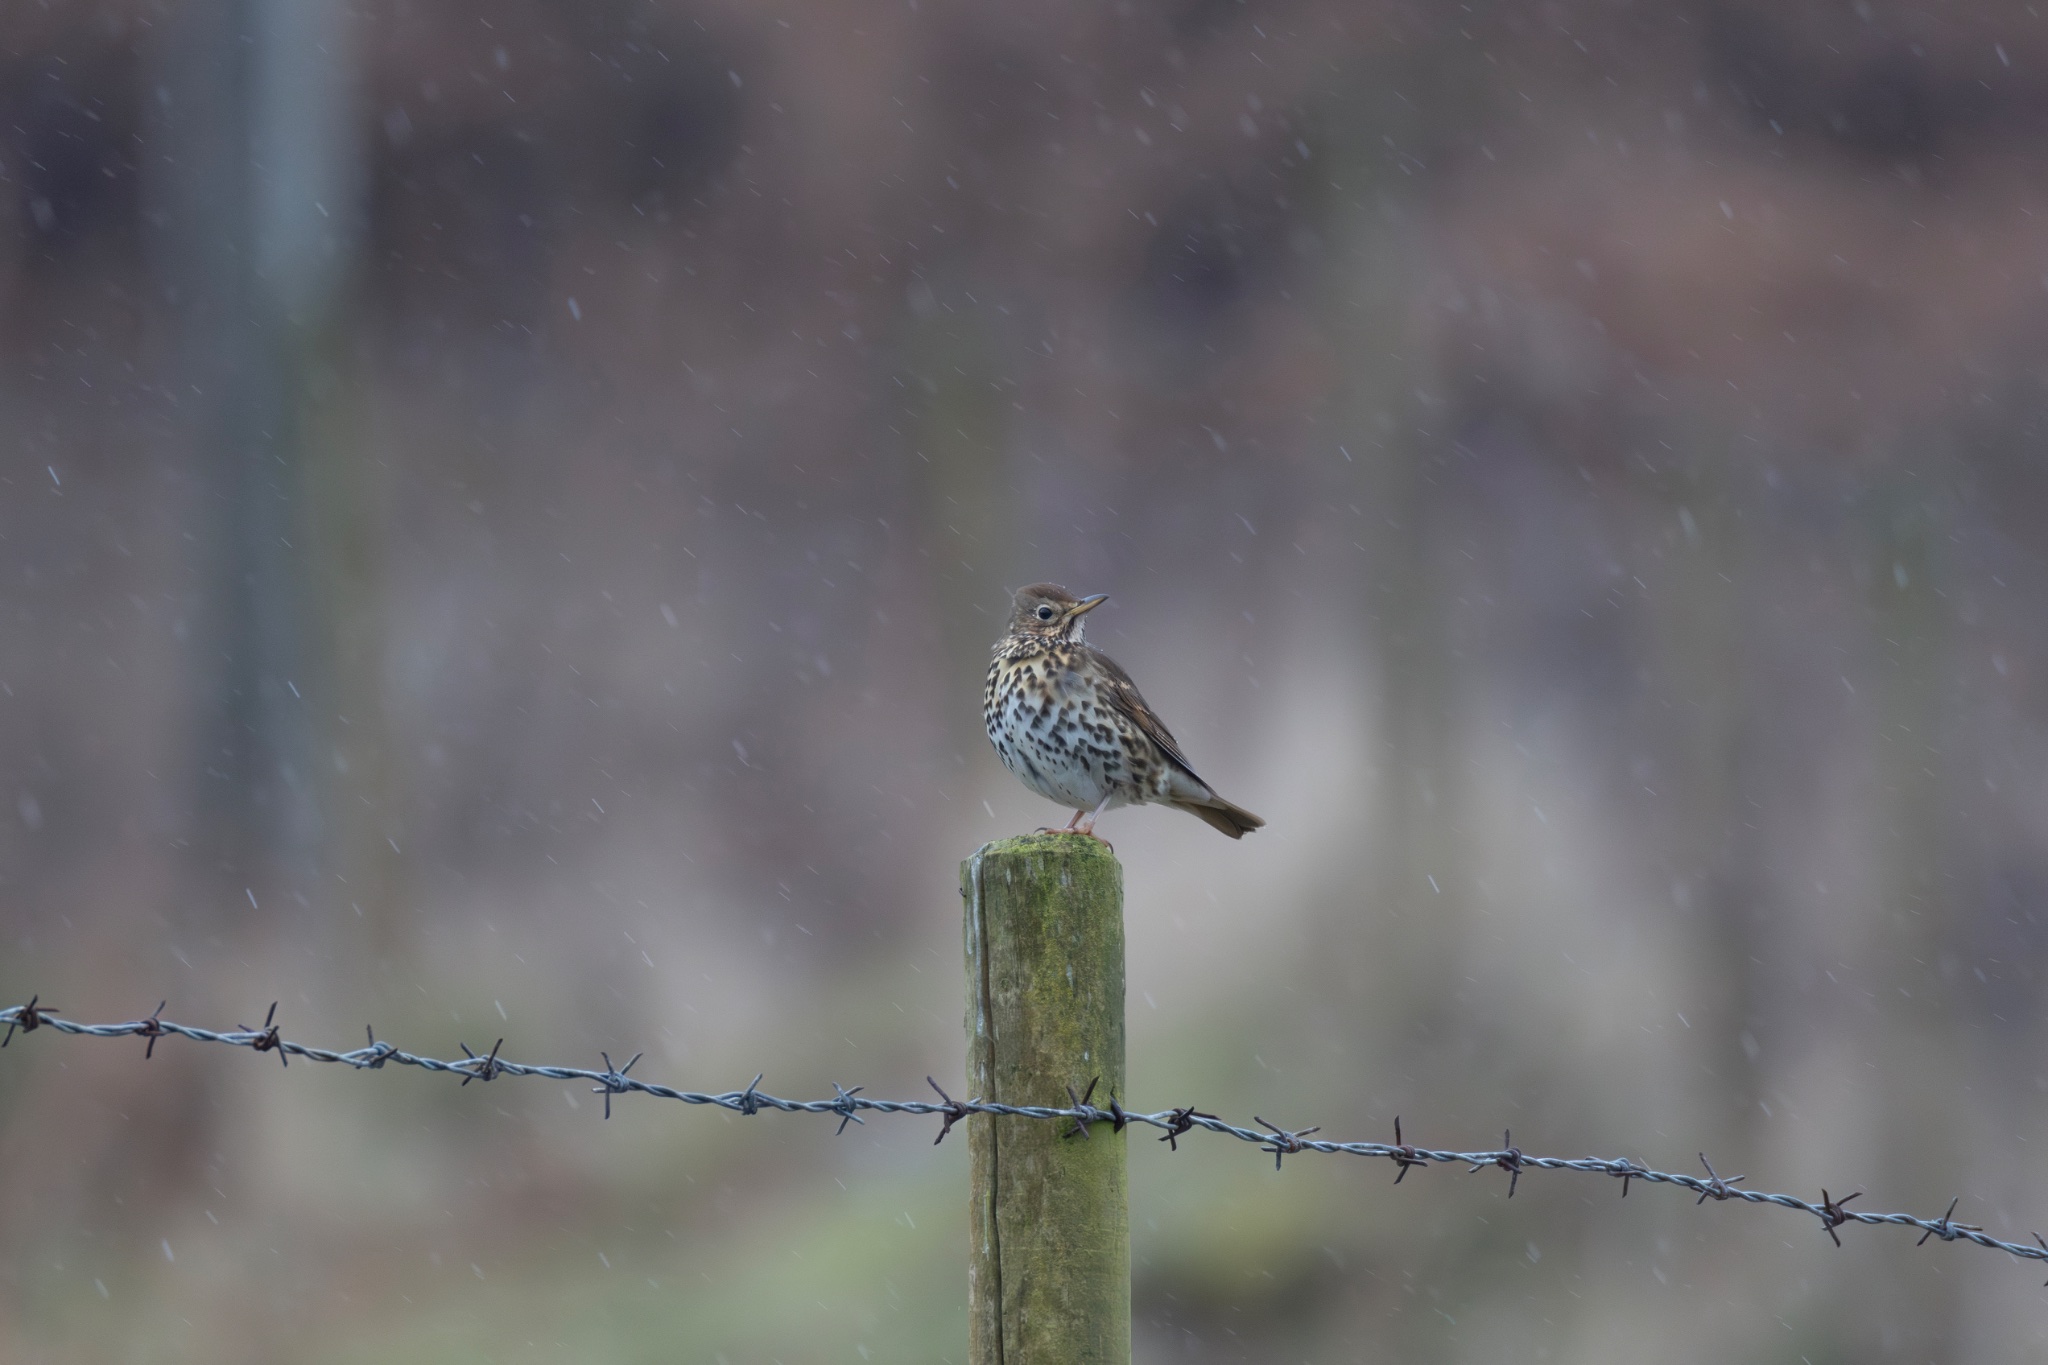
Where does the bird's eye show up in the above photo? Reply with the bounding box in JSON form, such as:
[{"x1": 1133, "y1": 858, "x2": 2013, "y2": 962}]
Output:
[{"x1": 1036, "y1": 604, "x2": 1056, "y2": 621}]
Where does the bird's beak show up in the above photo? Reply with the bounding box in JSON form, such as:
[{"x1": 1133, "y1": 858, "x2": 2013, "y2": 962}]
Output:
[{"x1": 1068, "y1": 594, "x2": 1109, "y2": 619}]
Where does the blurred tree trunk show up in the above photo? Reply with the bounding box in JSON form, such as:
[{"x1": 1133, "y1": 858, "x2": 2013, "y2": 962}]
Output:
[
  {"x1": 1862, "y1": 468, "x2": 1964, "y2": 1339},
  {"x1": 1311, "y1": 82, "x2": 1469, "y2": 1037},
  {"x1": 144, "y1": 3, "x2": 372, "y2": 924}
]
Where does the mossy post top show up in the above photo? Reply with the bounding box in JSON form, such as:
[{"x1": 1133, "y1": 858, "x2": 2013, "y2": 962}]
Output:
[{"x1": 969, "y1": 831, "x2": 1122, "y2": 861}]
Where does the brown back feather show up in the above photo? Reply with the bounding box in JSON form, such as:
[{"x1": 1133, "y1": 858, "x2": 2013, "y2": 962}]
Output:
[
  {"x1": 1081, "y1": 644, "x2": 1198, "y2": 778},
  {"x1": 1086, "y1": 644, "x2": 1266, "y2": 836}
]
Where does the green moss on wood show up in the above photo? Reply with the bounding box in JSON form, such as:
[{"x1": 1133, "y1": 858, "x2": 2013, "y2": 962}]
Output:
[{"x1": 963, "y1": 834, "x2": 1128, "y2": 1364}]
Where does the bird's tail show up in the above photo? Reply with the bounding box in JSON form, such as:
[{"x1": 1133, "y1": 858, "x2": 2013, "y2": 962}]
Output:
[{"x1": 1173, "y1": 796, "x2": 1265, "y2": 839}]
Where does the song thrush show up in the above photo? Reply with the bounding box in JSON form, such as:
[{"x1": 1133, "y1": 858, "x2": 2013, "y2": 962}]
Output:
[{"x1": 983, "y1": 583, "x2": 1265, "y2": 840}]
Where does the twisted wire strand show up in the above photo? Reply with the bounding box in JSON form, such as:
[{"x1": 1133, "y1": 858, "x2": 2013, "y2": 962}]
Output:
[{"x1": 3, "y1": 1000, "x2": 2040, "y2": 1273}]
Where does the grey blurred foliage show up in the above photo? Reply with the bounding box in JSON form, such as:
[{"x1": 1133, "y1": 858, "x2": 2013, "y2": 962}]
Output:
[{"x1": 3, "y1": 0, "x2": 2048, "y2": 1360}]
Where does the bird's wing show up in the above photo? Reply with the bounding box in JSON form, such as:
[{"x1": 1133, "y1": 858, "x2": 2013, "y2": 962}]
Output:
[{"x1": 1084, "y1": 646, "x2": 1207, "y2": 783}]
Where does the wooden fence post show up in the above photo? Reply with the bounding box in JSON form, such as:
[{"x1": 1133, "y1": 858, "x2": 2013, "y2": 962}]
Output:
[{"x1": 962, "y1": 833, "x2": 1129, "y2": 1363}]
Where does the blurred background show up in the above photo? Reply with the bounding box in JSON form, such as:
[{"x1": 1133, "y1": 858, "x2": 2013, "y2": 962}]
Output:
[{"x1": 3, "y1": 0, "x2": 2048, "y2": 1360}]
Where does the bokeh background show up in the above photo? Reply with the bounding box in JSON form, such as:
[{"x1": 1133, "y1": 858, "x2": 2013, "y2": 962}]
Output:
[{"x1": 4, "y1": 0, "x2": 2048, "y2": 1360}]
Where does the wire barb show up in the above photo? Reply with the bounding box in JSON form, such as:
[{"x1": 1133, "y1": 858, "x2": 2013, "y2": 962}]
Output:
[
  {"x1": 356, "y1": 1025, "x2": 395, "y2": 1070},
  {"x1": 1917, "y1": 1197, "x2": 1979, "y2": 1246},
  {"x1": 1155, "y1": 1113, "x2": 1212, "y2": 1154},
  {"x1": 1470, "y1": 1129, "x2": 1524, "y2": 1197},
  {"x1": 1387, "y1": 1116, "x2": 1428, "y2": 1185},
  {"x1": 829, "y1": 1083, "x2": 866, "y2": 1134},
  {"x1": 925, "y1": 1076, "x2": 969, "y2": 1146},
  {"x1": 1817, "y1": 1188, "x2": 1863, "y2": 1247},
  {"x1": 1497, "y1": 1130, "x2": 1525, "y2": 1198},
  {"x1": 1695, "y1": 1153, "x2": 1746, "y2": 1205},
  {"x1": 458, "y1": 1038, "x2": 503, "y2": 1085},
  {"x1": 593, "y1": 1052, "x2": 642, "y2": 1120},
  {"x1": 1062, "y1": 1077, "x2": 1101, "y2": 1141},
  {"x1": 240, "y1": 1003, "x2": 286, "y2": 1068},
  {"x1": 1254, "y1": 1116, "x2": 1321, "y2": 1171},
  {"x1": 138, "y1": 1001, "x2": 169, "y2": 1060},
  {"x1": 2, "y1": 995, "x2": 53, "y2": 1048}
]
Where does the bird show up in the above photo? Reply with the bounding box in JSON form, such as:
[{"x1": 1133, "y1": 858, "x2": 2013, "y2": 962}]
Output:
[{"x1": 983, "y1": 583, "x2": 1265, "y2": 841}]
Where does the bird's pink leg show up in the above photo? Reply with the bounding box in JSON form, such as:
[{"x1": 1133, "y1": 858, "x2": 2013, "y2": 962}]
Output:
[
  {"x1": 1074, "y1": 794, "x2": 1116, "y2": 848},
  {"x1": 1035, "y1": 809, "x2": 1089, "y2": 835}
]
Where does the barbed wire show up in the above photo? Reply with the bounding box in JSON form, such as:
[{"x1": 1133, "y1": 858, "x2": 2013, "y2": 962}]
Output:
[{"x1": 4, "y1": 996, "x2": 2043, "y2": 1278}]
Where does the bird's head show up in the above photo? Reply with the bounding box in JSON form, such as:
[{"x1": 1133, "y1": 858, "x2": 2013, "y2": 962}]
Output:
[{"x1": 1006, "y1": 583, "x2": 1108, "y2": 641}]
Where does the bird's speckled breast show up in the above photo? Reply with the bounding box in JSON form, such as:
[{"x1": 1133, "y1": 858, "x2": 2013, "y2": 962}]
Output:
[{"x1": 984, "y1": 639, "x2": 1148, "y2": 810}]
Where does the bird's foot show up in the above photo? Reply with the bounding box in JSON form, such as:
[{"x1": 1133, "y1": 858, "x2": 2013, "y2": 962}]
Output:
[
  {"x1": 1035, "y1": 809, "x2": 1088, "y2": 836},
  {"x1": 1031, "y1": 821, "x2": 1112, "y2": 852},
  {"x1": 1072, "y1": 819, "x2": 1114, "y2": 853}
]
